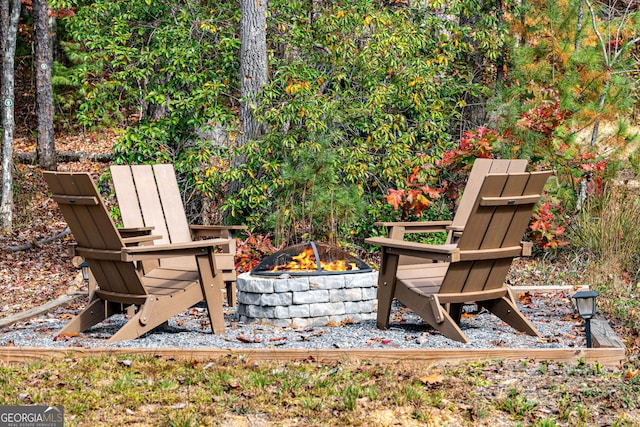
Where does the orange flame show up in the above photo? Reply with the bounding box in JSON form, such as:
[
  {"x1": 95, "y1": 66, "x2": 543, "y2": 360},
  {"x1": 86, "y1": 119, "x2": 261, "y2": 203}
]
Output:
[{"x1": 270, "y1": 248, "x2": 360, "y2": 272}]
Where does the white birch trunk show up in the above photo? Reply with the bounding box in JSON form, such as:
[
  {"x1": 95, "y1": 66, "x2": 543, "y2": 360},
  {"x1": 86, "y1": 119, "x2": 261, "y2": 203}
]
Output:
[{"x1": 1, "y1": 0, "x2": 21, "y2": 233}]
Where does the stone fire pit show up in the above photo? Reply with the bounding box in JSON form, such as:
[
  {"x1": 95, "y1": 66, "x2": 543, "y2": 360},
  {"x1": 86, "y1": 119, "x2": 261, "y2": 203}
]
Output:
[{"x1": 236, "y1": 271, "x2": 379, "y2": 328}]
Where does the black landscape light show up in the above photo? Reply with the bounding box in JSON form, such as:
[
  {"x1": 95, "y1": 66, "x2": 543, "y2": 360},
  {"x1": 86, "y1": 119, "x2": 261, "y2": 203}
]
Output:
[
  {"x1": 572, "y1": 289, "x2": 599, "y2": 348},
  {"x1": 79, "y1": 260, "x2": 90, "y2": 285}
]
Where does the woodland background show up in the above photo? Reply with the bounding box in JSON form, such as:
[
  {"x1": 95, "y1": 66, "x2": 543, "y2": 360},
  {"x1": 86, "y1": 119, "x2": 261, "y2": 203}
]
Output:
[{"x1": 1, "y1": 2, "x2": 640, "y2": 424}]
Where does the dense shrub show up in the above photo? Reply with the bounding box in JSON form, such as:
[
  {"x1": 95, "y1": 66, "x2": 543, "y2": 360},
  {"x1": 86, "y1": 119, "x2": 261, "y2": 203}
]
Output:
[
  {"x1": 220, "y1": 1, "x2": 480, "y2": 244},
  {"x1": 53, "y1": 0, "x2": 239, "y2": 221}
]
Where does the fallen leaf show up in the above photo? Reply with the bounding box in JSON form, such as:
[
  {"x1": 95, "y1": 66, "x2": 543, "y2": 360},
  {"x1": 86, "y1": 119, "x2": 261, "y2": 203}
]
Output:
[
  {"x1": 237, "y1": 334, "x2": 262, "y2": 343},
  {"x1": 53, "y1": 333, "x2": 75, "y2": 341},
  {"x1": 420, "y1": 372, "x2": 445, "y2": 385},
  {"x1": 519, "y1": 292, "x2": 533, "y2": 305}
]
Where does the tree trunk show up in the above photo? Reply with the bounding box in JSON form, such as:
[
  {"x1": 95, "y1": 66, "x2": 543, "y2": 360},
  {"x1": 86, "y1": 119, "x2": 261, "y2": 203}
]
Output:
[
  {"x1": 33, "y1": 0, "x2": 57, "y2": 171},
  {"x1": 575, "y1": 0, "x2": 584, "y2": 50},
  {"x1": 1, "y1": 0, "x2": 21, "y2": 233},
  {"x1": 590, "y1": 85, "x2": 608, "y2": 146},
  {"x1": 1, "y1": 0, "x2": 9, "y2": 105},
  {"x1": 457, "y1": 12, "x2": 487, "y2": 138},
  {"x1": 229, "y1": 0, "x2": 268, "y2": 197}
]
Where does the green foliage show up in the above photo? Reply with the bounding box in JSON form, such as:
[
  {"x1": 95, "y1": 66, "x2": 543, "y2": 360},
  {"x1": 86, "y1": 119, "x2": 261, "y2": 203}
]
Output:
[
  {"x1": 56, "y1": 0, "x2": 239, "y2": 127},
  {"x1": 47, "y1": 0, "x2": 638, "y2": 250},
  {"x1": 499, "y1": 388, "x2": 538, "y2": 419},
  {"x1": 221, "y1": 1, "x2": 478, "y2": 243},
  {"x1": 500, "y1": 0, "x2": 639, "y2": 145},
  {"x1": 52, "y1": 0, "x2": 241, "y2": 221}
]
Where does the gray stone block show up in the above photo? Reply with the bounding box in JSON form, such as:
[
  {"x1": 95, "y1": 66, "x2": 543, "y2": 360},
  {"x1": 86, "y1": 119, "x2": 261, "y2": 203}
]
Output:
[
  {"x1": 274, "y1": 277, "x2": 310, "y2": 292},
  {"x1": 345, "y1": 272, "x2": 378, "y2": 288},
  {"x1": 360, "y1": 312, "x2": 377, "y2": 321},
  {"x1": 292, "y1": 316, "x2": 330, "y2": 328},
  {"x1": 245, "y1": 304, "x2": 275, "y2": 319},
  {"x1": 236, "y1": 275, "x2": 275, "y2": 293},
  {"x1": 261, "y1": 292, "x2": 293, "y2": 306},
  {"x1": 345, "y1": 300, "x2": 377, "y2": 314},
  {"x1": 236, "y1": 291, "x2": 262, "y2": 305},
  {"x1": 362, "y1": 287, "x2": 378, "y2": 301},
  {"x1": 288, "y1": 304, "x2": 310, "y2": 318},
  {"x1": 309, "y1": 302, "x2": 345, "y2": 317},
  {"x1": 330, "y1": 288, "x2": 362, "y2": 303},
  {"x1": 260, "y1": 318, "x2": 293, "y2": 327},
  {"x1": 328, "y1": 314, "x2": 356, "y2": 324},
  {"x1": 236, "y1": 303, "x2": 247, "y2": 316},
  {"x1": 273, "y1": 306, "x2": 290, "y2": 319},
  {"x1": 309, "y1": 275, "x2": 346, "y2": 290},
  {"x1": 293, "y1": 289, "x2": 329, "y2": 304}
]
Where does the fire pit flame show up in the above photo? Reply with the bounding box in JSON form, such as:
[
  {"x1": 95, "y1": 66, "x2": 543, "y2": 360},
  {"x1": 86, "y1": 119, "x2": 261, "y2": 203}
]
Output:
[
  {"x1": 251, "y1": 241, "x2": 371, "y2": 277},
  {"x1": 271, "y1": 248, "x2": 360, "y2": 273}
]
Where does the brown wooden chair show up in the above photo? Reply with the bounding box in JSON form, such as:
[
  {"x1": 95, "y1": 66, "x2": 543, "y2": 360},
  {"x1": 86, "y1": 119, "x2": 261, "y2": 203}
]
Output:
[
  {"x1": 365, "y1": 170, "x2": 552, "y2": 343},
  {"x1": 110, "y1": 164, "x2": 247, "y2": 306},
  {"x1": 375, "y1": 158, "x2": 528, "y2": 244},
  {"x1": 44, "y1": 171, "x2": 228, "y2": 343}
]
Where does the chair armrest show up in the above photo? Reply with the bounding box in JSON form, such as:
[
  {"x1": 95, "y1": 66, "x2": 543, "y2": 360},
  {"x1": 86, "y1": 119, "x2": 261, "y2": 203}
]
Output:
[
  {"x1": 121, "y1": 235, "x2": 161, "y2": 246},
  {"x1": 374, "y1": 221, "x2": 452, "y2": 239},
  {"x1": 190, "y1": 225, "x2": 247, "y2": 239},
  {"x1": 118, "y1": 227, "x2": 155, "y2": 238},
  {"x1": 120, "y1": 238, "x2": 231, "y2": 262},
  {"x1": 365, "y1": 237, "x2": 460, "y2": 262}
]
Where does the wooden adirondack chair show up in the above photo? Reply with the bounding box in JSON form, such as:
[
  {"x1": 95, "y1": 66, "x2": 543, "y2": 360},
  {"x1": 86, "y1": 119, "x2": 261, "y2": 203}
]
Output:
[
  {"x1": 110, "y1": 164, "x2": 247, "y2": 306},
  {"x1": 365, "y1": 170, "x2": 552, "y2": 343},
  {"x1": 375, "y1": 158, "x2": 528, "y2": 244},
  {"x1": 44, "y1": 171, "x2": 228, "y2": 343}
]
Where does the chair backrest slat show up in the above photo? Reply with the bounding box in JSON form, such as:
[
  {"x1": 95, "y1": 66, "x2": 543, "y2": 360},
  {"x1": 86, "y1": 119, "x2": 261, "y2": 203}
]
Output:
[
  {"x1": 152, "y1": 164, "x2": 192, "y2": 243},
  {"x1": 111, "y1": 165, "x2": 145, "y2": 228},
  {"x1": 44, "y1": 171, "x2": 147, "y2": 296},
  {"x1": 439, "y1": 170, "x2": 551, "y2": 294},
  {"x1": 451, "y1": 159, "x2": 527, "y2": 230},
  {"x1": 480, "y1": 173, "x2": 529, "y2": 249},
  {"x1": 112, "y1": 164, "x2": 192, "y2": 245},
  {"x1": 131, "y1": 165, "x2": 171, "y2": 245}
]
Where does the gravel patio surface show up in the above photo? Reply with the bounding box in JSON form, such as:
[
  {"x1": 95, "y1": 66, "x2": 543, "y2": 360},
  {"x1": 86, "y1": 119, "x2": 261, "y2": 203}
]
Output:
[{"x1": 0, "y1": 290, "x2": 584, "y2": 350}]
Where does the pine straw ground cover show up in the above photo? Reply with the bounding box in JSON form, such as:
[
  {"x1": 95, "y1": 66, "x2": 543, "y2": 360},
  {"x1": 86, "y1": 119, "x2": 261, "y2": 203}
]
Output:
[{"x1": 1, "y1": 157, "x2": 640, "y2": 425}]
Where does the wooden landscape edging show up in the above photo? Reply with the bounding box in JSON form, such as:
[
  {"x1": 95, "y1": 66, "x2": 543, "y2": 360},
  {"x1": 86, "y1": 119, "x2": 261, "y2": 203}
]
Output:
[{"x1": 0, "y1": 346, "x2": 625, "y2": 367}]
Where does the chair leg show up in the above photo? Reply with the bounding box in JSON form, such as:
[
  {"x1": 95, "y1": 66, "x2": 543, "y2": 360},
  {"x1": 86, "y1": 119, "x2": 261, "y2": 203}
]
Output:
[
  {"x1": 448, "y1": 303, "x2": 464, "y2": 325},
  {"x1": 196, "y1": 252, "x2": 226, "y2": 334},
  {"x1": 396, "y1": 285, "x2": 470, "y2": 343},
  {"x1": 225, "y1": 280, "x2": 237, "y2": 307},
  {"x1": 481, "y1": 295, "x2": 541, "y2": 338},
  {"x1": 375, "y1": 251, "x2": 399, "y2": 330},
  {"x1": 107, "y1": 286, "x2": 204, "y2": 343},
  {"x1": 59, "y1": 297, "x2": 119, "y2": 335},
  {"x1": 428, "y1": 309, "x2": 470, "y2": 344}
]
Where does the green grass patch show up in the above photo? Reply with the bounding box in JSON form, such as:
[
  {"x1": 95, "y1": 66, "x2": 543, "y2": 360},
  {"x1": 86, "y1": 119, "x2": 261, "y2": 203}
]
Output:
[{"x1": 0, "y1": 356, "x2": 637, "y2": 426}]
